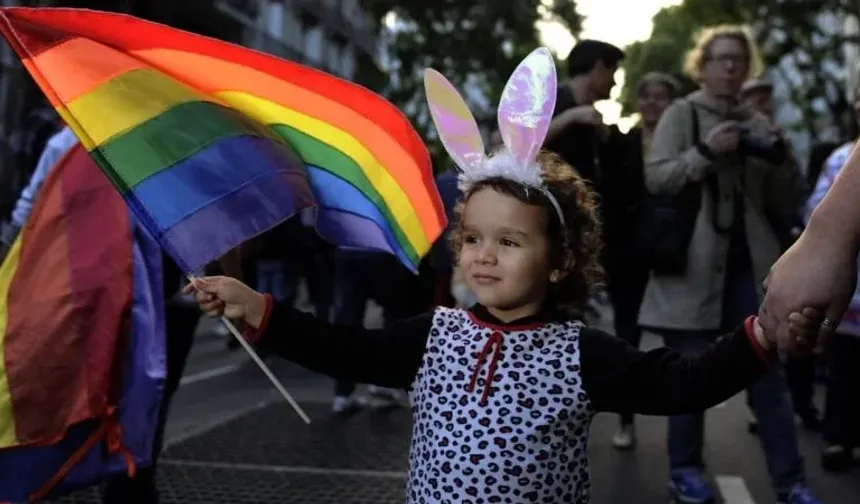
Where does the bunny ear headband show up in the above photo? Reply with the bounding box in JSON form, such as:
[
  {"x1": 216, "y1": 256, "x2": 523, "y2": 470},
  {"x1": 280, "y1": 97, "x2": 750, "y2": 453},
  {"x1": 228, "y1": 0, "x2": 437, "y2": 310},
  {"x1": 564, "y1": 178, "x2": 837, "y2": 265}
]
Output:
[{"x1": 424, "y1": 47, "x2": 565, "y2": 228}]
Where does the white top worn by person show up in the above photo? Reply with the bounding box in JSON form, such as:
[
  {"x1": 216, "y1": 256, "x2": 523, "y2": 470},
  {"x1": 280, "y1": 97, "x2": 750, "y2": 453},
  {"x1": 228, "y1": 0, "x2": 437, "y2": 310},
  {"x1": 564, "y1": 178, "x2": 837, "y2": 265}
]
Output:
[{"x1": 0, "y1": 126, "x2": 77, "y2": 246}]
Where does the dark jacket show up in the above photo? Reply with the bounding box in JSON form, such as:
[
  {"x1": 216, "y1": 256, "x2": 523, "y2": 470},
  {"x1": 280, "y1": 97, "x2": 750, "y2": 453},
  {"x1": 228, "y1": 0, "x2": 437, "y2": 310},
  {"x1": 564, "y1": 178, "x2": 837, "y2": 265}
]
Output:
[{"x1": 544, "y1": 86, "x2": 644, "y2": 270}]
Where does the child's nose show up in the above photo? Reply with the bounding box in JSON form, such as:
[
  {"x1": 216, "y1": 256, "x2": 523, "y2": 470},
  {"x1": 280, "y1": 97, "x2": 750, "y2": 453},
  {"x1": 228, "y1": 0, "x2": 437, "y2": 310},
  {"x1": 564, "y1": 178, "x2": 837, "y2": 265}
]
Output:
[{"x1": 476, "y1": 243, "x2": 497, "y2": 264}]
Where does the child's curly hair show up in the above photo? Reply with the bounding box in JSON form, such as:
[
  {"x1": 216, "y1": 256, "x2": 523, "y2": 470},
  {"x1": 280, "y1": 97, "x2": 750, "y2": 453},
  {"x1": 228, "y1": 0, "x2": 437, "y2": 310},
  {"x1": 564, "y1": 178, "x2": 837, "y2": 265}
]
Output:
[{"x1": 449, "y1": 150, "x2": 604, "y2": 317}]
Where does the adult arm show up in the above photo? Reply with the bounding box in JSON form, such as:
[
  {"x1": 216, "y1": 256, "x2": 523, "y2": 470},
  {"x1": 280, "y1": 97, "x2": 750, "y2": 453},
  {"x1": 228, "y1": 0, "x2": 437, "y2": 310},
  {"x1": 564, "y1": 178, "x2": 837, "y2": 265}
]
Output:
[{"x1": 760, "y1": 143, "x2": 860, "y2": 345}]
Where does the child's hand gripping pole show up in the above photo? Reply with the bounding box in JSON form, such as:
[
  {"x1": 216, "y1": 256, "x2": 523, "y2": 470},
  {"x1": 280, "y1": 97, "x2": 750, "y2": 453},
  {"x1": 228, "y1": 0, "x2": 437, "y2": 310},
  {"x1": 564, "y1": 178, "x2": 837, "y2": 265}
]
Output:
[{"x1": 187, "y1": 275, "x2": 311, "y2": 425}]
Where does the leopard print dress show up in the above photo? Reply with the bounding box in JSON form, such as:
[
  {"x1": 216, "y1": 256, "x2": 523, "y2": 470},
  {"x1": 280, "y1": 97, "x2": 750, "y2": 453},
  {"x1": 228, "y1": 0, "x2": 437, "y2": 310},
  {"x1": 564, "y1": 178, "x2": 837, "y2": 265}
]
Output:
[{"x1": 407, "y1": 307, "x2": 594, "y2": 503}]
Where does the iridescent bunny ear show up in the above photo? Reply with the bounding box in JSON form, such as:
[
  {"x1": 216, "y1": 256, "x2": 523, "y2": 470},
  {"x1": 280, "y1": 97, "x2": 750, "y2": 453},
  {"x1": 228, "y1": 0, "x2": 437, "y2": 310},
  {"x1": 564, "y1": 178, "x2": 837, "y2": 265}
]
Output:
[
  {"x1": 497, "y1": 47, "x2": 557, "y2": 169},
  {"x1": 424, "y1": 68, "x2": 486, "y2": 172}
]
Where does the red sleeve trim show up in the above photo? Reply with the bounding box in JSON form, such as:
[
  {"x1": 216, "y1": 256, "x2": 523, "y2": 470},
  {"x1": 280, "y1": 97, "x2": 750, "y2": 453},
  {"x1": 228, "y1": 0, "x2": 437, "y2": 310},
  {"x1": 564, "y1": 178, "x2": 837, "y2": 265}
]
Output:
[
  {"x1": 242, "y1": 293, "x2": 274, "y2": 344},
  {"x1": 744, "y1": 315, "x2": 776, "y2": 367}
]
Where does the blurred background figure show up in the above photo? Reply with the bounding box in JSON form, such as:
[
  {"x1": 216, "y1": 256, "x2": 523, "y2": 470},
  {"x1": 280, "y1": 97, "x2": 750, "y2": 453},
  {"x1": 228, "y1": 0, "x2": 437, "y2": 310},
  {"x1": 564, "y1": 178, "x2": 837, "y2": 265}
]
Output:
[
  {"x1": 741, "y1": 77, "x2": 774, "y2": 119},
  {"x1": 804, "y1": 79, "x2": 860, "y2": 473},
  {"x1": 328, "y1": 248, "x2": 431, "y2": 414},
  {"x1": 638, "y1": 25, "x2": 818, "y2": 504},
  {"x1": 543, "y1": 40, "x2": 645, "y2": 348},
  {"x1": 328, "y1": 250, "x2": 399, "y2": 414},
  {"x1": 430, "y1": 168, "x2": 460, "y2": 309},
  {"x1": 0, "y1": 120, "x2": 72, "y2": 261},
  {"x1": 742, "y1": 75, "x2": 821, "y2": 434},
  {"x1": 610, "y1": 70, "x2": 679, "y2": 450}
]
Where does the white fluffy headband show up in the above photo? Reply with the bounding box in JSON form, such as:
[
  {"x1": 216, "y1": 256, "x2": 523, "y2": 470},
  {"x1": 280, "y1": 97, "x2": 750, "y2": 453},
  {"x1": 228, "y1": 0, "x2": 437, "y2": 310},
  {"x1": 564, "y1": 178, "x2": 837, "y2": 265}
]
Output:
[{"x1": 423, "y1": 47, "x2": 566, "y2": 228}]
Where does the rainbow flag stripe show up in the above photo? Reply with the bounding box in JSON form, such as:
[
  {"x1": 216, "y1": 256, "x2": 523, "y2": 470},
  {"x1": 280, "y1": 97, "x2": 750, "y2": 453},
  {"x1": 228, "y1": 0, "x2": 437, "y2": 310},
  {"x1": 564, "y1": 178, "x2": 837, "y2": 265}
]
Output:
[
  {"x1": 0, "y1": 144, "x2": 166, "y2": 501},
  {"x1": 0, "y1": 144, "x2": 134, "y2": 450},
  {"x1": 0, "y1": 8, "x2": 445, "y2": 272}
]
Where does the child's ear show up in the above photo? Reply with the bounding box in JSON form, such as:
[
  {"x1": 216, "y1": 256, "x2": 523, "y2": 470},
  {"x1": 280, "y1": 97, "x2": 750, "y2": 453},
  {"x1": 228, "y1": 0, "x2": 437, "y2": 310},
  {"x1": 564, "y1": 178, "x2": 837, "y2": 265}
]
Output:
[
  {"x1": 549, "y1": 269, "x2": 568, "y2": 283},
  {"x1": 549, "y1": 255, "x2": 575, "y2": 283}
]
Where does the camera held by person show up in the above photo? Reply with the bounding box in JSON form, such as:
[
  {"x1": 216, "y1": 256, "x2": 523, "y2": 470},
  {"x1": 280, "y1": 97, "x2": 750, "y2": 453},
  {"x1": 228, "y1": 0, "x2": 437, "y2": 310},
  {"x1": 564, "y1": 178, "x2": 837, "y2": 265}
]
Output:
[{"x1": 735, "y1": 125, "x2": 787, "y2": 164}]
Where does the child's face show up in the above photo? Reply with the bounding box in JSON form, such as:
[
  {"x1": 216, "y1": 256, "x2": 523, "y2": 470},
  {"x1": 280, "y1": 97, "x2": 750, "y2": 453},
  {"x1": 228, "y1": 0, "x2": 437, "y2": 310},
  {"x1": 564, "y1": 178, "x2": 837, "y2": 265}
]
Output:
[{"x1": 459, "y1": 187, "x2": 553, "y2": 321}]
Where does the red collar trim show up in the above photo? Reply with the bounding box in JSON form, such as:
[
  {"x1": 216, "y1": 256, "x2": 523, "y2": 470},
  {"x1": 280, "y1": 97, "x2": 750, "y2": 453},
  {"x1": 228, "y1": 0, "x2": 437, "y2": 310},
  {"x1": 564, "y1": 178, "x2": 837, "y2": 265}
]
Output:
[{"x1": 467, "y1": 310, "x2": 554, "y2": 332}]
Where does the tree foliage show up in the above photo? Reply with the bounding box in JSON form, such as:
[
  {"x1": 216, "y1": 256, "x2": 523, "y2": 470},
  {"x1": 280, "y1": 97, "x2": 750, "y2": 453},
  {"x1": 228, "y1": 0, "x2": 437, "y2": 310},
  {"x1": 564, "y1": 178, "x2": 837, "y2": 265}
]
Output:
[
  {"x1": 618, "y1": 0, "x2": 860, "y2": 142},
  {"x1": 360, "y1": 0, "x2": 582, "y2": 172}
]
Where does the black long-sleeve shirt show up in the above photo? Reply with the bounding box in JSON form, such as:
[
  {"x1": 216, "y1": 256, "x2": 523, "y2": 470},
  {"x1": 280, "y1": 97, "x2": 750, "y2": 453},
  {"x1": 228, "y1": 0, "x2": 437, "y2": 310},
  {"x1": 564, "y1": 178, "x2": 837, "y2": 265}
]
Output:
[
  {"x1": 252, "y1": 302, "x2": 769, "y2": 416},
  {"x1": 250, "y1": 301, "x2": 770, "y2": 503}
]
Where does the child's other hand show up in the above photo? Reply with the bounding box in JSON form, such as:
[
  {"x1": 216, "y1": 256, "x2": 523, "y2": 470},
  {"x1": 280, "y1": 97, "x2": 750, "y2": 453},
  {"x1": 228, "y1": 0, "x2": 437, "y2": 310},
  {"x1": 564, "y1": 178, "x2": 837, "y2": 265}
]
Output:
[
  {"x1": 786, "y1": 307, "x2": 825, "y2": 354},
  {"x1": 182, "y1": 276, "x2": 268, "y2": 328}
]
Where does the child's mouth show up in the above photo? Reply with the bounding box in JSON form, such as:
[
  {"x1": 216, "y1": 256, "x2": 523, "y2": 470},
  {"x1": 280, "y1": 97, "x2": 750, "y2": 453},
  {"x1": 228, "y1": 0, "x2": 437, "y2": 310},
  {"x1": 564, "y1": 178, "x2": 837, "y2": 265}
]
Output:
[{"x1": 472, "y1": 274, "x2": 501, "y2": 285}]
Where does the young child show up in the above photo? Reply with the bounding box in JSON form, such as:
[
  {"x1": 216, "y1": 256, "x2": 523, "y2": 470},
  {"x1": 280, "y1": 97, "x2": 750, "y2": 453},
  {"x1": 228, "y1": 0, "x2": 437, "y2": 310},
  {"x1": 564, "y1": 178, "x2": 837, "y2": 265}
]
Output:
[{"x1": 185, "y1": 48, "x2": 821, "y2": 504}]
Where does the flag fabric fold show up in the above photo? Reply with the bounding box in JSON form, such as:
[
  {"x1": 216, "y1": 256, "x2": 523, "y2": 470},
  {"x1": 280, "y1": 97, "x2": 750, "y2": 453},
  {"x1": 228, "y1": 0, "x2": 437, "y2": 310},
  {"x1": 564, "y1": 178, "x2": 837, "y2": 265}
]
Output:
[
  {"x1": 0, "y1": 145, "x2": 165, "y2": 503},
  {"x1": 0, "y1": 7, "x2": 446, "y2": 273}
]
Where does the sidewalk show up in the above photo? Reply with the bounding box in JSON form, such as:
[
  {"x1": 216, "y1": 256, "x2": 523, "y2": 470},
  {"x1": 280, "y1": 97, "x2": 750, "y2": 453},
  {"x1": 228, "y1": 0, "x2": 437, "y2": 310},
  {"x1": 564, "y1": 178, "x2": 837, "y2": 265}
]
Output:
[
  {"x1": 51, "y1": 400, "x2": 411, "y2": 504},
  {"x1": 160, "y1": 402, "x2": 410, "y2": 503}
]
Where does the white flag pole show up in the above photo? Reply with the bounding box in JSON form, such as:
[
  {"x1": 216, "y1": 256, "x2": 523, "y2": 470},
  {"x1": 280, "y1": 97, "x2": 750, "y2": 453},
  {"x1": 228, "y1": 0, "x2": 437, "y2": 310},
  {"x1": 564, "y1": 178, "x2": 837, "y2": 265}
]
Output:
[{"x1": 188, "y1": 275, "x2": 311, "y2": 425}]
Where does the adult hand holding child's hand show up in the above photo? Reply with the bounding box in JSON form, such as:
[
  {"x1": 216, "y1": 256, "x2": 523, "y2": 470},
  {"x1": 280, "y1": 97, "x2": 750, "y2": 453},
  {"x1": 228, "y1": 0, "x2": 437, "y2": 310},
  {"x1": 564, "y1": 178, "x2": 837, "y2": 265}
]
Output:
[
  {"x1": 759, "y1": 230, "x2": 857, "y2": 352},
  {"x1": 183, "y1": 276, "x2": 268, "y2": 328},
  {"x1": 755, "y1": 306, "x2": 826, "y2": 356}
]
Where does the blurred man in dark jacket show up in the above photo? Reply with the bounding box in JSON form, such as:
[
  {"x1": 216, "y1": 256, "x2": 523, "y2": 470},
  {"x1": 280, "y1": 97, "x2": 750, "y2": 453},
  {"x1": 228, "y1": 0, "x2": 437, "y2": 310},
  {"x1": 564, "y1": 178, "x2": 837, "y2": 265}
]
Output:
[
  {"x1": 544, "y1": 40, "x2": 636, "y2": 275},
  {"x1": 545, "y1": 41, "x2": 663, "y2": 448}
]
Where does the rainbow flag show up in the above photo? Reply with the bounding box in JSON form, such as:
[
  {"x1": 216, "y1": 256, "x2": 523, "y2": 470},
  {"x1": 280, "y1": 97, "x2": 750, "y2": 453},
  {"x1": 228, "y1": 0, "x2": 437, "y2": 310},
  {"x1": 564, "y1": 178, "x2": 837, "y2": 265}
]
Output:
[
  {"x1": 0, "y1": 144, "x2": 165, "y2": 502},
  {"x1": 0, "y1": 7, "x2": 446, "y2": 273}
]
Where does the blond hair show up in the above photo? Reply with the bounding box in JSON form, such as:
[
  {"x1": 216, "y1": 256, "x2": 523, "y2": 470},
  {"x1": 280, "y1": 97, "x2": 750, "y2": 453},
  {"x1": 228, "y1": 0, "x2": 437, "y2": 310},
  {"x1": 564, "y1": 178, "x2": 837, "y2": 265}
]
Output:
[{"x1": 683, "y1": 25, "x2": 763, "y2": 82}]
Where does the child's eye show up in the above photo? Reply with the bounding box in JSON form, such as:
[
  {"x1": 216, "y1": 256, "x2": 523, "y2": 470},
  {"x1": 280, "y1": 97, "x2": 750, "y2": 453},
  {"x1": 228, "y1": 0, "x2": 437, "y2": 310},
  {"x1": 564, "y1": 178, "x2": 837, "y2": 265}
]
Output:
[
  {"x1": 501, "y1": 238, "x2": 518, "y2": 247},
  {"x1": 464, "y1": 234, "x2": 479, "y2": 244}
]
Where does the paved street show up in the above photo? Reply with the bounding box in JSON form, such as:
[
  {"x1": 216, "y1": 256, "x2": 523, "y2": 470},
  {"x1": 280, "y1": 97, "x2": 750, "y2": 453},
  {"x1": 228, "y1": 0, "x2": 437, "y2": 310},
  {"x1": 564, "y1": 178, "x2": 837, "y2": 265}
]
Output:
[{"x1": 51, "y1": 299, "x2": 860, "y2": 504}]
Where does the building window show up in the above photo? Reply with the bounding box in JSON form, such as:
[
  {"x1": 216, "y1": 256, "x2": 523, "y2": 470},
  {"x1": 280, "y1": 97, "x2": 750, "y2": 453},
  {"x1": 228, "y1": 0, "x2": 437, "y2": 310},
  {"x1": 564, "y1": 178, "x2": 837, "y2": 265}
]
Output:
[
  {"x1": 341, "y1": 44, "x2": 356, "y2": 80},
  {"x1": 265, "y1": 1, "x2": 284, "y2": 40},
  {"x1": 282, "y1": 5, "x2": 303, "y2": 54},
  {"x1": 328, "y1": 39, "x2": 342, "y2": 75},
  {"x1": 304, "y1": 27, "x2": 326, "y2": 65}
]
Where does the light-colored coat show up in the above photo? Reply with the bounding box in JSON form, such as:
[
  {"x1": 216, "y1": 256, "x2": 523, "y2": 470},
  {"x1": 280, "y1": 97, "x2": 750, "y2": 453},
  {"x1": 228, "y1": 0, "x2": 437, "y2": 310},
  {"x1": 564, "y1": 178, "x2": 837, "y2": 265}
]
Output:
[{"x1": 638, "y1": 90, "x2": 803, "y2": 330}]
